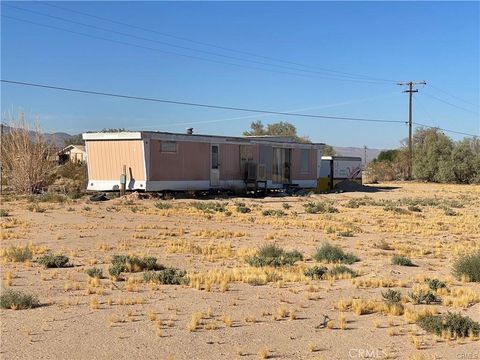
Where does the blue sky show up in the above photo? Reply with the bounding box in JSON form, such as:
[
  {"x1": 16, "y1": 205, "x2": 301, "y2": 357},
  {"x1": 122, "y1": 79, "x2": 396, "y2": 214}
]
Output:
[{"x1": 1, "y1": 1, "x2": 479, "y2": 148}]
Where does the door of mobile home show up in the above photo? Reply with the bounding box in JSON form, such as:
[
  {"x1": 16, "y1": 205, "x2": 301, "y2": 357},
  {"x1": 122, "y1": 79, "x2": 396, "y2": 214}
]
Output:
[
  {"x1": 272, "y1": 147, "x2": 291, "y2": 184},
  {"x1": 210, "y1": 144, "x2": 220, "y2": 187}
]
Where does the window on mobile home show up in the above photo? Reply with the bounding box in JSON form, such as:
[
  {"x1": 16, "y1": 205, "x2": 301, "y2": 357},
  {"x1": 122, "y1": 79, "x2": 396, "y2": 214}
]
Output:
[
  {"x1": 160, "y1": 141, "x2": 177, "y2": 153},
  {"x1": 300, "y1": 149, "x2": 309, "y2": 173}
]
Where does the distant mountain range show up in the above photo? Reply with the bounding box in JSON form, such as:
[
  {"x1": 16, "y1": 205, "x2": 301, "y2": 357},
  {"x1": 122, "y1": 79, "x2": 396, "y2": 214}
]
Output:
[
  {"x1": 1, "y1": 124, "x2": 384, "y2": 162},
  {"x1": 333, "y1": 146, "x2": 382, "y2": 164}
]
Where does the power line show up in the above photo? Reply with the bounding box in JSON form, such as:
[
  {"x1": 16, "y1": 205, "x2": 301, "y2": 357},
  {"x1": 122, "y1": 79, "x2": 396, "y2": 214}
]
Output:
[
  {"x1": 413, "y1": 122, "x2": 478, "y2": 138},
  {"x1": 37, "y1": 1, "x2": 398, "y2": 84},
  {"x1": 429, "y1": 84, "x2": 478, "y2": 108},
  {"x1": 0, "y1": 79, "x2": 406, "y2": 124},
  {"x1": 2, "y1": 14, "x2": 393, "y2": 85},
  {"x1": 4, "y1": 3, "x2": 393, "y2": 84},
  {"x1": 423, "y1": 92, "x2": 479, "y2": 115}
]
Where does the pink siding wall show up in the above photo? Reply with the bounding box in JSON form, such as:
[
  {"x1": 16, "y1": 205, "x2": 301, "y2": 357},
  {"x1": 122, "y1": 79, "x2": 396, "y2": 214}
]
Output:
[
  {"x1": 219, "y1": 144, "x2": 241, "y2": 180},
  {"x1": 149, "y1": 140, "x2": 209, "y2": 181},
  {"x1": 291, "y1": 148, "x2": 317, "y2": 180}
]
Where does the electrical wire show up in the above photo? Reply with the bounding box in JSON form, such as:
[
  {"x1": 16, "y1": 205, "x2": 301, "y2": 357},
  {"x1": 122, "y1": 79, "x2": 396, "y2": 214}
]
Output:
[
  {"x1": 4, "y1": 3, "x2": 394, "y2": 84},
  {"x1": 37, "y1": 1, "x2": 398, "y2": 83},
  {"x1": 0, "y1": 79, "x2": 406, "y2": 124}
]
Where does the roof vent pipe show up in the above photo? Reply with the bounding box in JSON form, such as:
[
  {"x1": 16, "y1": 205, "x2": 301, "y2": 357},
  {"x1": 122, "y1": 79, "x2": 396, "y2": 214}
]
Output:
[{"x1": 186, "y1": 128, "x2": 193, "y2": 135}]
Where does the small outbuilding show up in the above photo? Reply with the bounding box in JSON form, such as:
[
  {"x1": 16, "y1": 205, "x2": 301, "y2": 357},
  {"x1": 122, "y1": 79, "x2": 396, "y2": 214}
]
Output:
[
  {"x1": 317, "y1": 156, "x2": 362, "y2": 192},
  {"x1": 82, "y1": 131, "x2": 324, "y2": 192},
  {"x1": 58, "y1": 145, "x2": 87, "y2": 164}
]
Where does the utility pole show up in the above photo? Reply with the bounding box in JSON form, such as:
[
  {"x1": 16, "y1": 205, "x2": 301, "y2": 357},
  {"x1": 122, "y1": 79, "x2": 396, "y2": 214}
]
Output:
[
  {"x1": 397, "y1": 81, "x2": 426, "y2": 180},
  {"x1": 363, "y1": 145, "x2": 367, "y2": 167}
]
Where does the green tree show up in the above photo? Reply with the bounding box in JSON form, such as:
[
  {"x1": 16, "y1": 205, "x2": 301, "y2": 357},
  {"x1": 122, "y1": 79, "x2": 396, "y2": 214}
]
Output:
[
  {"x1": 412, "y1": 128, "x2": 453, "y2": 182},
  {"x1": 322, "y1": 144, "x2": 336, "y2": 156},
  {"x1": 243, "y1": 121, "x2": 310, "y2": 142},
  {"x1": 450, "y1": 139, "x2": 476, "y2": 183}
]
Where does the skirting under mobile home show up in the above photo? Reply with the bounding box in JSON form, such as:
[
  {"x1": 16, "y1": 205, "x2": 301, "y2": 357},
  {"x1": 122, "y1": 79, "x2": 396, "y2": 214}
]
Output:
[{"x1": 82, "y1": 131, "x2": 325, "y2": 192}]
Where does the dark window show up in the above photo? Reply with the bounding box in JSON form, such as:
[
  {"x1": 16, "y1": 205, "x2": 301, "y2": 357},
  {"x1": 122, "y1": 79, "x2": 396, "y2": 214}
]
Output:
[
  {"x1": 211, "y1": 145, "x2": 219, "y2": 169},
  {"x1": 300, "y1": 149, "x2": 309, "y2": 173},
  {"x1": 160, "y1": 141, "x2": 177, "y2": 153}
]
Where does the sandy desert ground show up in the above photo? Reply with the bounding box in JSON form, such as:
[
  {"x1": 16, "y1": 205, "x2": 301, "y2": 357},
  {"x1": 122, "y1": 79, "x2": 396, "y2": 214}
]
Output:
[{"x1": 0, "y1": 182, "x2": 479, "y2": 360}]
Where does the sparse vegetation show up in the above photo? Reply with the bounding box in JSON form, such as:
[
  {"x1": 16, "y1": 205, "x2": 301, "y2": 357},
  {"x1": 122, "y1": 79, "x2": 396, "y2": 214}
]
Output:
[
  {"x1": 304, "y1": 201, "x2": 338, "y2": 214},
  {"x1": 1, "y1": 245, "x2": 33, "y2": 262},
  {"x1": 86, "y1": 267, "x2": 103, "y2": 279},
  {"x1": 327, "y1": 265, "x2": 357, "y2": 278},
  {"x1": 392, "y1": 255, "x2": 415, "y2": 267},
  {"x1": 245, "y1": 244, "x2": 303, "y2": 267},
  {"x1": 304, "y1": 266, "x2": 328, "y2": 279},
  {"x1": 452, "y1": 251, "x2": 480, "y2": 282},
  {"x1": 143, "y1": 268, "x2": 187, "y2": 285},
  {"x1": 111, "y1": 255, "x2": 161, "y2": 273},
  {"x1": 154, "y1": 201, "x2": 172, "y2": 210},
  {"x1": 37, "y1": 254, "x2": 70, "y2": 268},
  {"x1": 313, "y1": 242, "x2": 359, "y2": 264},
  {"x1": 0, "y1": 290, "x2": 39, "y2": 310},
  {"x1": 382, "y1": 289, "x2": 402, "y2": 306},
  {"x1": 417, "y1": 312, "x2": 480, "y2": 338},
  {"x1": 191, "y1": 201, "x2": 225, "y2": 213}
]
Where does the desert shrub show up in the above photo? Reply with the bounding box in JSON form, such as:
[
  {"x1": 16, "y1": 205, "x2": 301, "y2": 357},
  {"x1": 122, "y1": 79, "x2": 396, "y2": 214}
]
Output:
[
  {"x1": 86, "y1": 267, "x2": 103, "y2": 279},
  {"x1": 313, "y1": 242, "x2": 359, "y2": 264},
  {"x1": 2, "y1": 245, "x2": 33, "y2": 262},
  {"x1": 26, "y1": 203, "x2": 46, "y2": 213},
  {"x1": 344, "y1": 197, "x2": 378, "y2": 208},
  {"x1": 108, "y1": 264, "x2": 124, "y2": 279},
  {"x1": 375, "y1": 240, "x2": 394, "y2": 251},
  {"x1": 111, "y1": 255, "x2": 162, "y2": 273},
  {"x1": 144, "y1": 268, "x2": 187, "y2": 285},
  {"x1": 443, "y1": 208, "x2": 457, "y2": 216},
  {"x1": 0, "y1": 209, "x2": 10, "y2": 217},
  {"x1": 0, "y1": 117, "x2": 55, "y2": 194},
  {"x1": 154, "y1": 202, "x2": 172, "y2": 210},
  {"x1": 262, "y1": 209, "x2": 286, "y2": 217},
  {"x1": 245, "y1": 244, "x2": 303, "y2": 267},
  {"x1": 409, "y1": 290, "x2": 440, "y2": 305},
  {"x1": 382, "y1": 289, "x2": 402, "y2": 306},
  {"x1": 0, "y1": 290, "x2": 40, "y2": 310},
  {"x1": 407, "y1": 205, "x2": 422, "y2": 212},
  {"x1": 282, "y1": 203, "x2": 291, "y2": 210},
  {"x1": 337, "y1": 230, "x2": 354, "y2": 237},
  {"x1": 304, "y1": 201, "x2": 338, "y2": 214},
  {"x1": 235, "y1": 203, "x2": 251, "y2": 213},
  {"x1": 304, "y1": 266, "x2": 327, "y2": 279},
  {"x1": 265, "y1": 270, "x2": 281, "y2": 282},
  {"x1": 327, "y1": 265, "x2": 357, "y2": 278},
  {"x1": 452, "y1": 251, "x2": 480, "y2": 282},
  {"x1": 82, "y1": 206, "x2": 91, "y2": 212},
  {"x1": 417, "y1": 312, "x2": 480, "y2": 338},
  {"x1": 38, "y1": 193, "x2": 67, "y2": 203},
  {"x1": 383, "y1": 205, "x2": 409, "y2": 214},
  {"x1": 425, "y1": 278, "x2": 447, "y2": 291},
  {"x1": 191, "y1": 201, "x2": 225, "y2": 213},
  {"x1": 391, "y1": 255, "x2": 415, "y2": 267},
  {"x1": 37, "y1": 254, "x2": 70, "y2": 268}
]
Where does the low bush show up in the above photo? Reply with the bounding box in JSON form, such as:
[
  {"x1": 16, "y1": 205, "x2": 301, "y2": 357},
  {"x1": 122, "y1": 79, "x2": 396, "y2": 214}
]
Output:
[
  {"x1": 2, "y1": 245, "x2": 33, "y2": 262},
  {"x1": 452, "y1": 251, "x2": 480, "y2": 282},
  {"x1": 86, "y1": 267, "x2": 103, "y2": 279},
  {"x1": 245, "y1": 244, "x2": 303, "y2": 268},
  {"x1": 417, "y1": 312, "x2": 480, "y2": 338},
  {"x1": 327, "y1": 265, "x2": 357, "y2": 278},
  {"x1": 304, "y1": 201, "x2": 338, "y2": 214},
  {"x1": 337, "y1": 230, "x2": 354, "y2": 237},
  {"x1": 382, "y1": 289, "x2": 402, "y2": 306},
  {"x1": 236, "y1": 203, "x2": 251, "y2": 213},
  {"x1": 313, "y1": 242, "x2": 359, "y2": 264},
  {"x1": 38, "y1": 193, "x2": 67, "y2": 203},
  {"x1": 154, "y1": 201, "x2": 172, "y2": 210},
  {"x1": 425, "y1": 278, "x2": 447, "y2": 291},
  {"x1": 191, "y1": 201, "x2": 225, "y2": 213},
  {"x1": 0, "y1": 209, "x2": 10, "y2": 217},
  {"x1": 383, "y1": 205, "x2": 409, "y2": 215},
  {"x1": 282, "y1": 203, "x2": 291, "y2": 210},
  {"x1": 37, "y1": 254, "x2": 70, "y2": 268},
  {"x1": 407, "y1": 205, "x2": 422, "y2": 212},
  {"x1": 143, "y1": 268, "x2": 187, "y2": 285},
  {"x1": 391, "y1": 255, "x2": 415, "y2": 267},
  {"x1": 303, "y1": 266, "x2": 327, "y2": 279},
  {"x1": 409, "y1": 290, "x2": 440, "y2": 305},
  {"x1": 0, "y1": 290, "x2": 40, "y2": 310},
  {"x1": 26, "y1": 203, "x2": 46, "y2": 213},
  {"x1": 110, "y1": 255, "x2": 162, "y2": 275},
  {"x1": 262, "y1": 209, "x2": 286, "y2": 217}
]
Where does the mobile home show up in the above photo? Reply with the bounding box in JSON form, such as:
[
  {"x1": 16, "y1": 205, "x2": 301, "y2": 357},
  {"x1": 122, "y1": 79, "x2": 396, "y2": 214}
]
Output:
[
  {"x1": 82, "y1": 131, "x2": 324, "y2": 192},
  {"x1": 317, "y1": 156, "x2": 362, "y2": 192}
]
